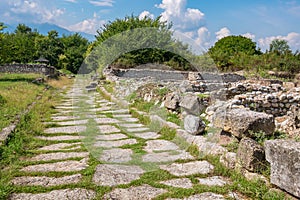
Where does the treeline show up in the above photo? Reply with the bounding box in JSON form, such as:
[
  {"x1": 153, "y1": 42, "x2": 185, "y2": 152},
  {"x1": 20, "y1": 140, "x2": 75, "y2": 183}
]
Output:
[
  {"x1": 1, "y1": 17, "x2": 299, "y2": 75},
  {"x1": 208, "y1": 35, "x2": 300, "y2": 75},
  {"x1": 0, "y1": 23, "x2": 89, "y2": 74}
]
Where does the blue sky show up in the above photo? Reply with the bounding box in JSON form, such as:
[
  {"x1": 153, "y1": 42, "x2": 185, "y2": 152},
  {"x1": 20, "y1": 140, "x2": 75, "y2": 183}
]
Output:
[{"x1": 1, "y1": 0, "x2": 300, "y2": 51}]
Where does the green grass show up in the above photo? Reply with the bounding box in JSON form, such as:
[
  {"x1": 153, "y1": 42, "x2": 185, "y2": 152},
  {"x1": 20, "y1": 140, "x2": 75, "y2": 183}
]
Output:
[{"x1": 0, "y1": 73, "x2": 46, "y2": 130}]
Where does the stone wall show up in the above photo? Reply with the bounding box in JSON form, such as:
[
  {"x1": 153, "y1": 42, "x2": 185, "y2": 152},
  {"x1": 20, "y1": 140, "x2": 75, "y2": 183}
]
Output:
[
  {"x1": 111, "y1": 68, "x2": 245, "y2": 83},
  {"x1": 0, "y1": 64, "x2": 57, "y2": 76},
  {"x1": 223, "y1": 82, "x2": 300, "y2": 117}
]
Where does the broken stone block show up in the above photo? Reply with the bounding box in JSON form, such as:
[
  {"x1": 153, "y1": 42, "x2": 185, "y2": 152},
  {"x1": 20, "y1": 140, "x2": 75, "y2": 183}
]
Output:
[
  {"x1": 164, "y1": 92, "x2": 181, "y2": 110},
  {"x1": 179, "y1": 94, "x2": 206, "y2": 115},
  {"x1": 265, "y1": 139, "x2": 300, "y2": 198},
  {"x1": 184, "y1": 115, "x2": 206, "y2": 135},
  {"x1": 220, "y1": 152, "x2": 236, "y2": 170},
  {"x1": 236, "y1": 137, "x2": 266, "y2": 172},
  {"x1": 212, "y1": 108, "x2": 275, "y2": 138}
]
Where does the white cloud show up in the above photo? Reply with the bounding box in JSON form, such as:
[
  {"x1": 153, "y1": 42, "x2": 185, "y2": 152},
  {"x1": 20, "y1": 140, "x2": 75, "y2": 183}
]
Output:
[
  {"x1": 6, "y1": 0, "x2": 64, "y2": 23},
  {"x1": 195, "y1": 27, "x2": 211, "y2": 48},
  {"x1": 139, "y1": 11, "x2": 154, "y2": 20},
  {"x1": 89, "y1": 0, "x2": 114, "y2": 7},
  {"x1": 242, "y1": 33, "x2": 256, "y2": 40},
  {"x1": 215, "y1": 27, "x2": 231, "y2": 40},
  {"x1": 156, "y1": 0, "x2": 205, "y2": 31},
  {"x1": 68, "y1": 13, "x2": 105, "y2": 34},
  {"x1": 258, "y1": 32, "x2": 300, "y2": 51}
]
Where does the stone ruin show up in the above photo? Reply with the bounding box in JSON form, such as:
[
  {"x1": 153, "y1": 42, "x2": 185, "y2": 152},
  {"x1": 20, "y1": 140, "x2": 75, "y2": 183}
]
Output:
[
  {"x1": 104, "y1": 66, "x2": 300, "y2": 198},
  {"x1": 0, "y1": 63, "x2": 57, "y2": 76}
]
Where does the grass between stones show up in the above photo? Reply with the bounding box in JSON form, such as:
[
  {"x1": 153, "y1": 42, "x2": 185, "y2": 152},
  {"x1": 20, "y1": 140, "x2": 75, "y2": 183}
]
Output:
[
  {"x1": 0, "y1": 78, "x2": 285, "y2": 200},
  {"x1": 113, "y1": 85, "x2": 290, "y2": 200}
]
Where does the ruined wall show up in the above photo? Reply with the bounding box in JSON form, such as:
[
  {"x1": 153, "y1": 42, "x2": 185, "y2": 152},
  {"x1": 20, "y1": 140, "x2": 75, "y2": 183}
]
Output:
[
  {"x1": 112, "y1": 68, "x2": 245, "y2": 83},
  {"x1": 0, "y1": 64, "x2": 57, "y2": 76}
]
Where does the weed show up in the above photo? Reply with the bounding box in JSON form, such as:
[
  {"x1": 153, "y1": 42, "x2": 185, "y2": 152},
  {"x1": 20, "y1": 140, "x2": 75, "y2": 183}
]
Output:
[
  {"x1": 167, "y1": 112, "x2": 181, "y2": 126},
  {"x1": 251, "y1": 130, "x2": 288, "y2": 145},
  {"x1": 225, "y1": 140, "x2": 239, "y2": 153},
  {"x1": 159, "y1": 126, "x2": 176, "y2": 140},
  {"x1": 155, "y1": 87, "x2": 170, "y2": 97}
]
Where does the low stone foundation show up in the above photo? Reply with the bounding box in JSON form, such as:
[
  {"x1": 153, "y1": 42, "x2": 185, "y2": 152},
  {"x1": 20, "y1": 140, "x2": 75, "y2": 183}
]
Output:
[{"x1": 0, "y1": 64, "x2": 57, "y2": 76}]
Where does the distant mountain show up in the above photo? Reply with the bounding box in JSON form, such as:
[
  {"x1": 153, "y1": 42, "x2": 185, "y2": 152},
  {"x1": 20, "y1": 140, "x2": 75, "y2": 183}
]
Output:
[{"x1": 4, "y1": 23, "x2": 95, "y2": 41}]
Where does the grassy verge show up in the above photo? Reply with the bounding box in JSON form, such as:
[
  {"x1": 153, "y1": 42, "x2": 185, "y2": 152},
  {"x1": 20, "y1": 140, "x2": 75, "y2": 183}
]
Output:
[
  {"x1": 0, "y1": 75, "x2": 73, "y2": 199},
  {"x1": 0, "y1": 73, "x2": 46, "y2": 130}
]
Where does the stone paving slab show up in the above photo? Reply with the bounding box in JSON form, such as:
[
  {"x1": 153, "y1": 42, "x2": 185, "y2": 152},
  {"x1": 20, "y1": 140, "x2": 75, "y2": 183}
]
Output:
[
  {"x1": 160, "y1": 178, "x2": 193, "y2": 189},
  {"x1": 113, "y1": 114, "x2": 132, "y2": 118},
  {"x1": 21, "y1": 158, "x2": 88, "y2": 172},
  {"x1": 126, "y1": 127, "x2": 149, "y2": 132},
  {"x1": 95, "y1": 133, "x2": 128, "y2": 141},
  {"x1": 160, "y1": 161, "x2": 214, "y2": 176},
  {"x1": 57, "y1": 102, "x2": 73, "y2": 106},
  {"x1": 166, "y1": 192, "x2": 225, "y2": 200},
  {"x1": 51, "y1": 116, "x2": 80, "y2": 121},
  {"x1": 36, "y1": 135, "x2": 85, "y2": 141},
  {"x1": 54, "y1": 110, "x2": 73, "y2": 114},
  {"x1": 11, "y1": 174, "x2": 82, "y2": 187},
  {"x1": 44, "y1": 126, "x2": 86, "y2": 134},
  {"x1": 144, "y1": 140, "x2": 180, "y2": 152},
  {"x1": 28, "y1": 152, "x2": 89, "y2": 161},
  {"x1": 96, "y1": 100, "x2": 109, "y2": 103},
  {"x1": 94, "y1": 139, "x2": 137, "y2": 148},
  {"x1": 103, "y1": 184, "x2": 167, "y2": 200},
  {"x1": 121, "y1": 117, "x2": 139, "y2": 122},
  {"x1": 119, "y1": 123, "x2": 144, "y2": 128},
  {"x1": 93, "y1": 164, "x2": 144, "y2": 186},
  {"x1": 100, "y1": 148, "x2": 133, "y2": 163},
  {"x1": 9, "y1": 188, "x2": 96, "y2": 200},
  {"x1": 38, "y1": 143, "x2": 82, "y2": 151},
  {"x1": 134, "y1": 132, "x2": 160, "y2": 139},
  {"x1": 197, "y1": 176, "x2": 227, "y2": 186},
  {"x1": 90, "y1": 107, "x2": 111, "y2": 112},
  {"x1": 103, "y1": 109, "x2": 129, "y2": 114},
  {"x1": 94, "y1": 118, "x2": 120, "y2": 124},
  {"x1": 98, "y1": 125, "x2": 120, "y2": 133},
  {"x1": 142, "y1": 151, "x2": 193, "y2": 163},
  {"x1": 53, "y1": 120, "x2": 88, "y2": 126}
]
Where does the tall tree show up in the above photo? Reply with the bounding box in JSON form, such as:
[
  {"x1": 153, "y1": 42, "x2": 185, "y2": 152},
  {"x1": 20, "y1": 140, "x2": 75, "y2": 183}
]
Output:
[
  {"x1": 35, "y1": 30, "x2": 63, "y2": 67},
  {"x1": 7, "y1": 24, "x2": 38, "y2": 63},
  {"x1": 87, "y1": 15, "x2": 192, "y2": 72},
  {"x1": 208, "y1": 35, "x2": 260, "y2": 70},
  {"x1": 269, "y1": 39, "x2": 291, "y2": 55},
  {"x1": 59, "y1": 33, "x2": 89, "y2": 73}
]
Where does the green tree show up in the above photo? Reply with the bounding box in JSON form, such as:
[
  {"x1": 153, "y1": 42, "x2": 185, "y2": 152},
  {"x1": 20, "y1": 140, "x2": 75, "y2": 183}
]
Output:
[
  {"x1": 208, "y1": 35, "x2": 260, "y2": 70},
  {"x1": 35, "y1": 30, "x2": 63, "y2": 67},
  {"x1": 0, "y1": 22, "x2": 6, "y2": 64},
  {"x1": 269, "y1": 39, "x2": 291, "y2": 55},
  {"x1": 59, "y1": 33, "x2": 89, "y2": 73},
  {"x1": 87, "y1": 15, "x2": 192, "y2": 72},
  {"x1": 1, "y1": 24, "x2": 39, "y2": 63},
  {"x1": 15, "y1": 24, "x2": 32, "y2": 34}
]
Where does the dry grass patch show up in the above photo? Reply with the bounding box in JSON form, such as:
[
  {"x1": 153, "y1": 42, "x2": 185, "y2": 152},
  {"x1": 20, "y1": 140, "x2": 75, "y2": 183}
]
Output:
[{"x1": 46, "y1": 76, "x2": 74, "y2": 89}]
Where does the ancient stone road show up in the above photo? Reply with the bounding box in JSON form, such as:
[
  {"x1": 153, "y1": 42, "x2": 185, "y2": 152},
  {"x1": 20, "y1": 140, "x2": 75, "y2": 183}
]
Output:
[{"x1": 8, "y1": 80, "x2": 241, "y2": 200}]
